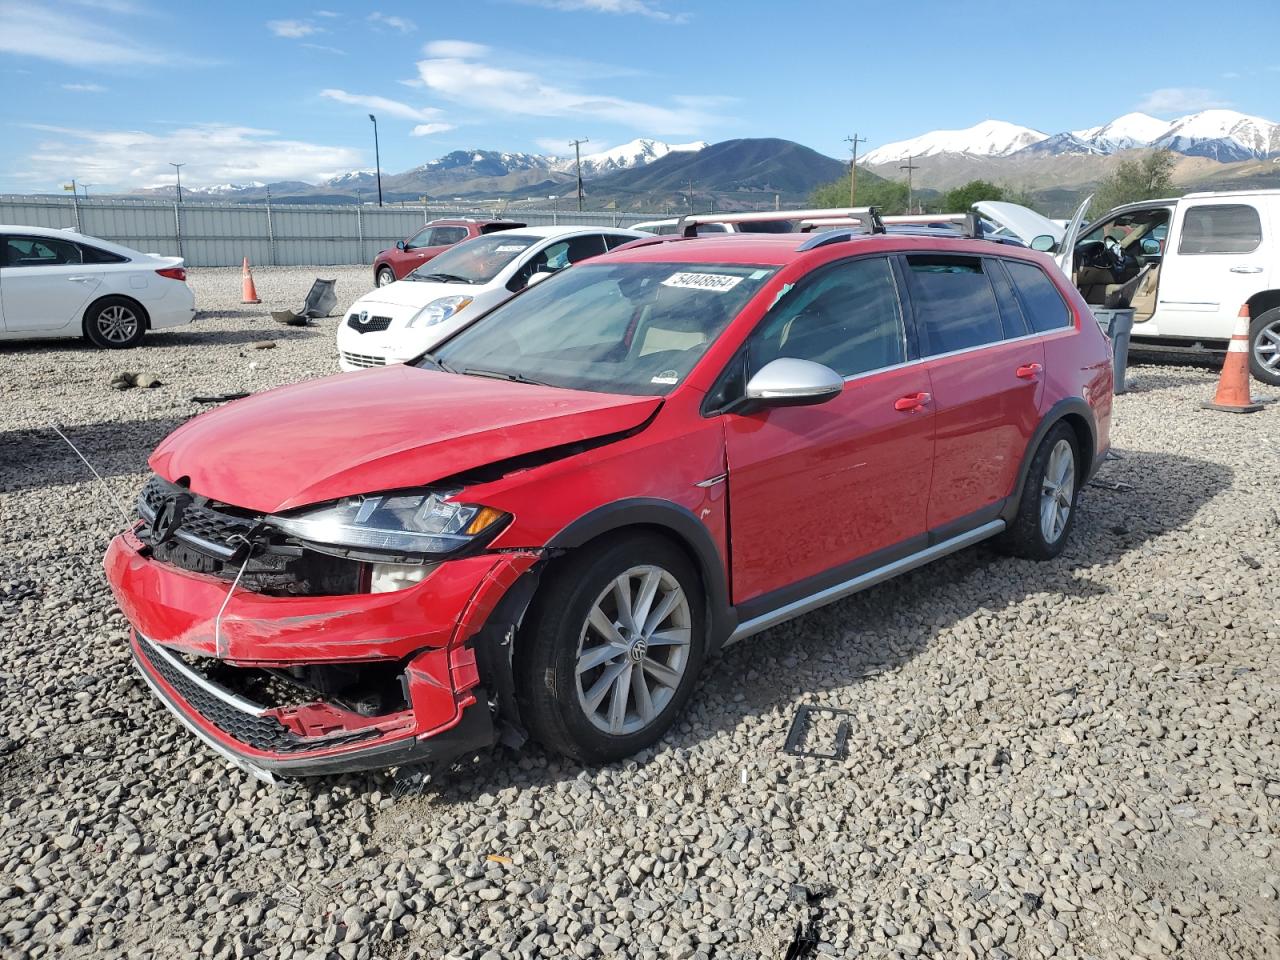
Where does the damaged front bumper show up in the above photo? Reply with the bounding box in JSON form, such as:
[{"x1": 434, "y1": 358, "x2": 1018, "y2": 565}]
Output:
[{"x1": 105, "y1": 529, "x2": 540, "y2": 779}]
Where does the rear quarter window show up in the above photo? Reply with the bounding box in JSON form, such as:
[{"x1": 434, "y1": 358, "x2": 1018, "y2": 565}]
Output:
[
  {"x1": 79, "y1": 244, "x2": 129, "y2": 264},
  {"x1": 1005, "y1": 260, "x2": 1072, "y2": 333},
  {"x1": 1178, "y1": 204, "x2": 1263, "y2": 254},
  {"x1": 904, "y1": 255, "x2": 1005, "y2": 355}
]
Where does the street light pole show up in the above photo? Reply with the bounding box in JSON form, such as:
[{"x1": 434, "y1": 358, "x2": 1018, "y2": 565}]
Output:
[
  {"x1": 569, "y1": 138, "x2": 589, "y2": 212},
  {"x1": 844, "y1": 133, "x2": 866, "y2": 206},
  {"x1": 169, "y1": 162, "x2": 185, "y2": 203},
  {"x1": 369, "y1": 114, "x2": 384, "y2": 207},
  {"x1": 899, "y1": 155, "x2": 919, "y2": 214}
]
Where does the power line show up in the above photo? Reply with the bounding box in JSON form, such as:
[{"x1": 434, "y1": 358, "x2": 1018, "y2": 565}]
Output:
[
  {"x1": 569, "y1": 138, "x2": 589, "y2": 212},
  {"x1": 844, "y1": 133, "x2": 867, "y2": 206},
  {"x1": 899, "y1": 155, "x2": 919, "y2": 214}
]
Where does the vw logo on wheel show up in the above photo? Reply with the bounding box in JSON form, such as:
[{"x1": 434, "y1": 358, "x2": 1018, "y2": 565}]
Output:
[{"x1": 628, "y1": 638, "x2": 648, "y2": 663}]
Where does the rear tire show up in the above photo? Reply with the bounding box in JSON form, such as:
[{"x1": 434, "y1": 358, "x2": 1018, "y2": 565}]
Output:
[
  {"x1": 376, "y1": 266, "x2": 397, "y2": 287},
  {"x1": 995, "y1": 422, "x2": 1080, "y2": 560},
  {"x1": 83, "y1": 296, "x2": 146, "y2": 349},
  {"x1": 1249, "y1": 306, "x2": 1280, "y2": 387},
  {"x1": 515, "y1": 534, "x2": 706, "y2": 763}
]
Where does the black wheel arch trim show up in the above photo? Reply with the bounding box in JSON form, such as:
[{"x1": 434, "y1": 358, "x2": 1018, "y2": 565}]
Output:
[
  {"x1": 545, "y1": 498, "x2": 736, "y2": 650},
  {"x1": 1002, "y1": 397, "x2": 1099, "y2": 524}
]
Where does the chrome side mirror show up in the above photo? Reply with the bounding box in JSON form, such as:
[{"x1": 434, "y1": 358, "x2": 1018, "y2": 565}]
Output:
[
  {"x1": 744, "y1": 358, "x2": 843, "y2": 408},
  {"x1": 1030, "y1": 234, "x2": 1057, "y2": 253}
]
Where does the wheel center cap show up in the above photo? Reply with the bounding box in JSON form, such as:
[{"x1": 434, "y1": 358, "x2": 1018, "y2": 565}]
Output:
[{"x1": 628, "y1": 638, "x2": 648, "y2": 663}]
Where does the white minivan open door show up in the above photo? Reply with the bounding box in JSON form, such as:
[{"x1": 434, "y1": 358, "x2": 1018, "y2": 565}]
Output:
[
  {"x1": 1053, "y1": 195, "x2": 1093, "y2": 275},
  {"x1": 972, "y1": 195, "x2": 1093, "y2": 277}
]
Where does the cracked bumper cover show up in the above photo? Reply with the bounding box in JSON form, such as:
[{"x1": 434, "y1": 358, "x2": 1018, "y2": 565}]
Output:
[{"x1": 105, "y1": 529, "x2": 540, "y2": 777}]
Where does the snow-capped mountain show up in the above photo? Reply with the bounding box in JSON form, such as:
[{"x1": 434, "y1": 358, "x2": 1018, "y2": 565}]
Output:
[
  {"x1": 1152, "y1": 109, "x2": 1280, "y2": 161},
  {"x1": 861, "y1": 120, "x2": 1049, "y2": 164},
  {"x1": 866, "y1": 109, "x2": 1280, "y2": 165},
  {"x1": 550, "y1": 138, "x2": 708, "y2": 176},
  {"x1": 201, "y1": 181, "x2": 267, "y2": 194}
]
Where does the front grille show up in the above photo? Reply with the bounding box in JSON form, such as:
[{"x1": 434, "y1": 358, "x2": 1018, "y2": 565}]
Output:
[
  {"x1": 347, "y1": 314, "x2": 392, "y2": 333},
  {"x1": 341, "y1": 350, "x2": 387, "y2": 369},
  {"x1": 136, "y1": 476, "x2": 364, "y2": 596},
  {"x1": 135, "y1": 635, "x2": 380, "y2": 754}
]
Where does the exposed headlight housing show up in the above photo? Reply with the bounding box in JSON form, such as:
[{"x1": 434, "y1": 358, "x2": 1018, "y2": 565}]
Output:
[
  {"x1": 268, "y1": 490, "x2": 506, "y2": 558},
  {"x1": 406, "y1": 296, "x2": 473, "y2": 328}
]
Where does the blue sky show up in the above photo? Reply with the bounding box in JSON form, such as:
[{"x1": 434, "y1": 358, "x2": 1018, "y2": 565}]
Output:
[{"x1": 2, "y1": 0, "x2": 1278, "y2": 193}]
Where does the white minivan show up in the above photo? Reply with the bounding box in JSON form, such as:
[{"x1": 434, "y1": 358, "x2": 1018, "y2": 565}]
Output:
[{"x1": 1002, "y1": 191, "x2": 1280, "y2": 385}]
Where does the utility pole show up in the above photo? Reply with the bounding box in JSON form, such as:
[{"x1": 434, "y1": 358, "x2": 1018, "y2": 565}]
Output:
[
  {"x1": 569, "y1": 138, "x2": 589, "y2": 212},
  {"x1": 169, "y1": 162, "x2": 185, "y2": 203},
  {"x1": 899, "y1": 156, "x2": 919, "y2": 214},
  {"x1": 369, "y1": 114, "x2": 384, "y2": 207},
  {"x1": 687, "y1": 178, "x2": 694, "y2": 212},
  {"x1": 844, "y1": 133, "x2": 867, "y2": 205}
]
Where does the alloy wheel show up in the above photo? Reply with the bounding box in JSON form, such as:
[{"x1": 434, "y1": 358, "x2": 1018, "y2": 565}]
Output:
[
  {"x1": 574, "y1": 564, "x2": 691, "y2": 736},
  {"x1": 1039, "y1": 438, "x2": 1075, "y2": 544},
  {"x1": 377, "y1": 269, "x2": 395, "y2": 287},
  {"x1": 98, "y1": 305, "x2": 139, "y2": 344},
  {"x1": 1254, "y1": 318, "x2": 1280, "y2": 375}
]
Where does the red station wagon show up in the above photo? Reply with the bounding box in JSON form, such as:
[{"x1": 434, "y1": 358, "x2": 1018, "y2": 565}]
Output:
[
  {"x1": 106, "y1": 211, "x2": 1113, "y2": 780},
  {"x1": 373, "y1": 217, "x2": 525, "y2": 287}
]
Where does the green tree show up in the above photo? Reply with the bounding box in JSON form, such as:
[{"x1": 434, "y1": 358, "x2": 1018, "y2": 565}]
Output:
[
  {"x1": 809, "y1": 173, "x2": 910, "y2": 214},
  {"x1": 1090, "y1": 150, "x2": 1177, "y2": 217},
  {"x1": 942, "y1": 180, "x2": 1006, "y2": 212}
]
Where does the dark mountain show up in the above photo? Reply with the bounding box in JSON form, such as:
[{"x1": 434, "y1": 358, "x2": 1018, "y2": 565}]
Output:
[{"x1": 587, "y1": 138, "x2": 846, "y2": 207}]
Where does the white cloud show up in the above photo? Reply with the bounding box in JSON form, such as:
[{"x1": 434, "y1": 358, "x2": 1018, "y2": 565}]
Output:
[
  {"x1": 303, "y1": 43, "x2": 348, "y2": 56},
  {"x1": 320, "y1": 89, "x2": 444, "y2": 123},
  {"x1": 314, "y1": 8, "x2": 340, "y2": 15},
  {"x1": 21, "y1": 123, "x2": 364, "y2": 191},
  {"x1": 520, "y1": 0, "x2": 686, "y2": 21},
  {"x1": 1137, "y1": 87, "x2": 1231, "y2": 115},
  {"x1": 267, "y1": 19, "x2": 321, "y2": 38},
  {"x1": 411, "y1": 123, "x2": 456, "y2": 136},
  {"x1": 415, "y1": 42, "x2": 717, "y2": 134},
  {"x1": 422, "y1": 40, "x2": 489, "y2": 58},
  {"x1": 368, "y1": 11, "x2": 416, "y2": 32},
  {"x1": 62, "y1": 82, "x2": 108, "y2": 93},
  {"x1": 0, "y1": 4, "x2": 180, "y2": 66}
]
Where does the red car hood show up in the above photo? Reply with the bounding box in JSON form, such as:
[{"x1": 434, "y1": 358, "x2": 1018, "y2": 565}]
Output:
[{"x1": 150, "y1": 366, "x2": 661, "y2": 513}]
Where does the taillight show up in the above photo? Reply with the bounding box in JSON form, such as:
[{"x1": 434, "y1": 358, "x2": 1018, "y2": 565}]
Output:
[{"x1": 156, "y1": 267, "x2": 186, "y2": 281}]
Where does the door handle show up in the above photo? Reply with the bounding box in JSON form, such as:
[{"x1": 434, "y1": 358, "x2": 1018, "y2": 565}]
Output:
[
  {"x1": 1016, "y1": 362, "x2": 1043, "y2": 380},
  {"x1": 1229, "y1": 265, "x2": 1263, "y2": 274},
  {"x1": 66, "y1": 276, "x2": 94, "y2": 282},
  {"x1": 894, "y1": 392, "x2": 931, "y2": 412}
]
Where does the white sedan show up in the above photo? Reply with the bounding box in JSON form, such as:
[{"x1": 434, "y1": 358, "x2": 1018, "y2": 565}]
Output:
[
  {"x1": 337, "y1": 225, "x2": 646, "y2": 371},
  {"x1": 0, "y1": 225, "x2": 195, "y2": 349}
]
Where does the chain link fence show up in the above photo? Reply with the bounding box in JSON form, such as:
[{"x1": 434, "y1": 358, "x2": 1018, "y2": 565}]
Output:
[{"x1": 0, "y1": 195, "x2": 670, "y2": 268}]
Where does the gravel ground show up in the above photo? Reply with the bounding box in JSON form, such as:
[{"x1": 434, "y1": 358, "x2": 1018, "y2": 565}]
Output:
[{"x1": 1, "y1": 265, "x2": 1278, "y2": 960}]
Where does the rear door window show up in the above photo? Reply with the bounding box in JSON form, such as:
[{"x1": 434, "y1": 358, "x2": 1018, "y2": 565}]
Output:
[
  {"x1": 748, "y1": 256, "x2": 906, "y2": 378},
  {"x1": 1178, "y1": 204, "x2": 1263, "y2": 254},
  {"x1": 1004, "y1": 260, "x2": 1072, "y2": 333},
  {"x1": 903, "y1": 255, "x2": 1005, "y2": 355},
  {"x1": 3, "y1": 235, "x2": 82, "y2": 266}
]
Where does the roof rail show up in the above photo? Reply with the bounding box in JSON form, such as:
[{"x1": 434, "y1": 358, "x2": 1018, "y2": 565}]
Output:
[
  {"x1": 882, "y1": 211, "x2": 985, "y2": 239},
  {"x1": 676, "y1": 206, "x2": 884, "y2": 238}
]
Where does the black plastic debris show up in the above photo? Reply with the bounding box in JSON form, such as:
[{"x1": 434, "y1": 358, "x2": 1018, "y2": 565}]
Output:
[
  {"x1": 272, "y1": 278, "x2": 338, "y2": 326},
  {"x1": 783, "y1": 705, "x2": 853, "y2": 761},
  {"x1": 191, "y1": 392, "x2": 250, "y2": 404},
  {"x1": 1090, "y1": 478, "x2": 1134, "y2": 492}
]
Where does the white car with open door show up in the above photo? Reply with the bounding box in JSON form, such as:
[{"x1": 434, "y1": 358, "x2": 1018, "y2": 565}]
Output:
[
  {"x1": 337, "y1": 225, "x2": 646, "y2": 371},
  {"x1": 990, "y1": 191, "x2": 1280, "y2": 386},
  {"x1": 0, "y1": 225, "x2": 195, "y2": 349}
]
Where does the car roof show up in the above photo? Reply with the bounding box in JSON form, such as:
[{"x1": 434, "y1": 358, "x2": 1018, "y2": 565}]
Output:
[
  {"x1": 494, "y1": 225, "x2": 646, "y2": 240},
  {"x1": 427, "y1": 217, "x2": 522, "y2": 226},
  {"x1": 0, "y1": 224, "x2": 150, "y2": 259},
  {"x1": 596, "y1": 231, "x2": 1051, "y2": 268}
]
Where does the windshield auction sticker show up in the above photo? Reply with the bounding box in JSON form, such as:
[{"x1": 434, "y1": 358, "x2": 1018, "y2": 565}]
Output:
[{"x1": 661, "y1": 272, "x2": 743, "y2": 293}]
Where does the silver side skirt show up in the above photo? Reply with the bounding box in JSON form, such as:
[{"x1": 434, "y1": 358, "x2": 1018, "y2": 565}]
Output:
[{"x1": 725, "y1": 519, "x2": 1005, "y2": 645}]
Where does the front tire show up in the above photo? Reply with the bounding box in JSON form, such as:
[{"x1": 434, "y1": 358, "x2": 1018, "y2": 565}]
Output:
[
  {"x1": 515, "y1": 534, "x2": 706, "y2": 763},
  {"x1": 376, "y1": 266, "x2": 397, "y2": 287},
  {"x1": 1249, "y1": 306, "x2": 1280, "y2": 387},
  {"x1": 84, "y1": 297, "x2": 146, "y2": 349},
  {"x1": 996, "y1": 422, "x2": 1080, "y2": 560}
]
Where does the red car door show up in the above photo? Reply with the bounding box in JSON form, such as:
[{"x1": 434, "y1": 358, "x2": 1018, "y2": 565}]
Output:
[
  {"x1": 900, "y1": 253, "x2": 1045, "y2": 531},
  {"x1": 391, "y1": 225, "x2": 470, "y2": 279},
  {"x1": 722, "y1": 256, "x2": 935, "y2": 604}
]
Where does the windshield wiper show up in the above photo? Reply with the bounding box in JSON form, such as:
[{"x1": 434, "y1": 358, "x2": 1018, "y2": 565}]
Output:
[
  {"x1": 418, "y1": 352, "x2": 457, "y2": 374},
  {"x1": 415, "y1": 272, "x2": 471, "y2": 284},
  {"x1": 460, "y1": 367, "x2": 551, "y2": 387}
]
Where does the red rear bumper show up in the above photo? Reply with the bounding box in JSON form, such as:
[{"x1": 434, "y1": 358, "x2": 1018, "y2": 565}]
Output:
[{"x1": 105, "y1": 530, "x2": 539, "y2": 778}]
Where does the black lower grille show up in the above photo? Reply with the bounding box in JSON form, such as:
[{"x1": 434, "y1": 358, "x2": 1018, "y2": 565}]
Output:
[{"x1": 135, "y1": 636, "x2": 380, "y2": 754}]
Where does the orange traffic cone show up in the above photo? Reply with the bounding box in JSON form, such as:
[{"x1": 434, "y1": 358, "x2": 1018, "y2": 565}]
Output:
[
  {"x1": 241, "y1": 257, "x2": 261, "y2": 304},
  {"x1": 1202, "y1": 304, "x2": 1262, "y2": 414}
]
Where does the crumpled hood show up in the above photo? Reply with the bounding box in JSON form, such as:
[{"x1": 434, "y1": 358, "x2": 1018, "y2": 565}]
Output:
[{"x1": 150, "y1": 366, "x2": 661, "y2": 513}]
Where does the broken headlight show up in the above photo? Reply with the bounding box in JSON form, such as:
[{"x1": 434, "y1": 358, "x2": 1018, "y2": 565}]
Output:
[{"x1": 267, "y1": 490, "x2": 506, "y2": 557}]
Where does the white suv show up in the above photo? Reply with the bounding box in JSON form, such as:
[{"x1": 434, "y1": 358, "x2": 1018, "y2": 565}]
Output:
[{"x1": 1006, "y1": 191, "x2": 1280, "y2": 385}]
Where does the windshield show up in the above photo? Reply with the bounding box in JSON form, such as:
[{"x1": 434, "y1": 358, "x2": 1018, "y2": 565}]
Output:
[
  {"x1": 426, "y1": 261, "x2": 777, "y2": 396},
  {"x1": 406, "y1": 233, "x2": 539, "y2": 284}
]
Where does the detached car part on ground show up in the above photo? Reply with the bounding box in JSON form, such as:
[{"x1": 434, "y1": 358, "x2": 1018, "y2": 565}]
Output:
[
  {"x1": 0, "y1": 225, "x2": 195, "y2": 348},
  {"x1": 106, "y1": 214, "x2": 1113, "y2": 780}
]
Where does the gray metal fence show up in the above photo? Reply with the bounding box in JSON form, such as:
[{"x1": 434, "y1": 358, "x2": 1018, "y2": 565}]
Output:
[{"x1": 0, "y1": 195, "x2": 668, "y2": 268}]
